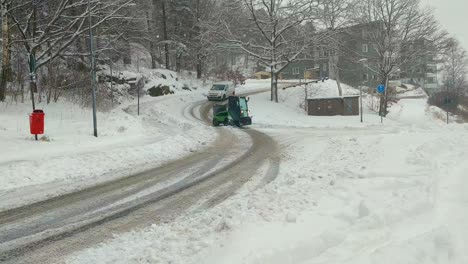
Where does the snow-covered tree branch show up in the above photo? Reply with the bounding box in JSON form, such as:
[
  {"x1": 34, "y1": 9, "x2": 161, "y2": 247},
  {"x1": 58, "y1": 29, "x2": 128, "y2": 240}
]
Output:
[
  {"x1": 356, "y1": 0, "x2": 447, "y2": 115},
  {"x1": 212, "y1": 0, "x2": 318, "y2": 102}
]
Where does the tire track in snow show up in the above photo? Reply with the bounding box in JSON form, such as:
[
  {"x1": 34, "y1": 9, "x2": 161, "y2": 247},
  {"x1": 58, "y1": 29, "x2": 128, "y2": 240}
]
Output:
[{"x1": 0, "y1": 90, "x2": 280, "y2": 264}]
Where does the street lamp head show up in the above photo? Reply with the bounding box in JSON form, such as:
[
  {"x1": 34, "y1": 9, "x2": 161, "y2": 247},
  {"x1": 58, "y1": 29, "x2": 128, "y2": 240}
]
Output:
[{"x1": 358, "y1": 58, "x2": 368, "y2": 64}]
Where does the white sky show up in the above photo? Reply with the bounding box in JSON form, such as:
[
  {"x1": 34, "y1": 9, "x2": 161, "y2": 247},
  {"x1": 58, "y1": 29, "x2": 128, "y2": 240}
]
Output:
[{"x1": 422, "y1": 0, "x2": 468, "y2": 52}]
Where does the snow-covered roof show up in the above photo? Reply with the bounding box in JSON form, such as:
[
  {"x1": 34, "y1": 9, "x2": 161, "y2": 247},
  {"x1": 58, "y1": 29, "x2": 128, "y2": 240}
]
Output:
[
  {"x1": 307, "y1": 95, "x2": 360, "y2": 100},
  {"x1": 213, "y1": 81, "x2": 233, "y2": 85}
]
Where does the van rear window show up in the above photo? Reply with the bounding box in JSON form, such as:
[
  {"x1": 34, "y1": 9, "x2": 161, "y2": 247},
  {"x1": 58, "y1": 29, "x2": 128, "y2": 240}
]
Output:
[{"x1": 211, "y1": 85, "x2": 226, "y2": 91}]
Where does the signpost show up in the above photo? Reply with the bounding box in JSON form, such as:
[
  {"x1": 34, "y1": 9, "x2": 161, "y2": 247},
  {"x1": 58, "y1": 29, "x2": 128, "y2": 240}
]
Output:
[
  {"x1": 377, "y1": 84, "x2": 385, "y2": 123},
  {"x1": 358, "y1": 58, "x2": 368, "y2": 123},
  {"x1": 377, "y1": 84, "x2": 385, "y2": 94},
  {"x1": 28, "y1": 53, "x2": 39, "y2": 141},
  {"x1": 444, "y1": 96, "x2": 453, "y2": 124}
]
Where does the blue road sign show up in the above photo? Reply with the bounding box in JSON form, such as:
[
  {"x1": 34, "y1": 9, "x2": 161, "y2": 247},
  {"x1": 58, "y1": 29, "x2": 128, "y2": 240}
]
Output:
[{"x1": 377, "y1": 84, "x2": 385, "y2": 93}]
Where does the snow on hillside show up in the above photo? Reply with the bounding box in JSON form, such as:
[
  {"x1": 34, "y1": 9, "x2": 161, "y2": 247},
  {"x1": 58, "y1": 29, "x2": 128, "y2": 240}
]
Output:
[
  {"x1": 66, "y1": 82, "x2": 468, "y2": 264},
  {"x1": 397, "y1": 85, "x2": 428, "y2": 98},
  {"x1": 0, "y1": 71, "x2": 213, "y2": 210},
  {"x1": 97, "y1": 65, "x2": 205, "y2": 104}
]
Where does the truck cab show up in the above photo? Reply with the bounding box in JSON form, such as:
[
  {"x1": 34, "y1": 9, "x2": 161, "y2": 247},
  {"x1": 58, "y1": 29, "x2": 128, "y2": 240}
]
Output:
[{"x1": 207, "y1": 82, "x2": 235, "y2": 101}]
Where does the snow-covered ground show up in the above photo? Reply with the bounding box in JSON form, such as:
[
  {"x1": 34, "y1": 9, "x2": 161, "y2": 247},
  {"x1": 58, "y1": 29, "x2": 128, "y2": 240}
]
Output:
[
  {"x1": 65, "y1": 80, "x2": 468, "y2": 264},
  {"x1": 0, "y1": 71, "x2": 214, "y2": 210},
  {"x1": 249, "y1": 80, "x2": 385, "y2": 128},
  {"x1": 0, "y1": 77, "x2": 266, "y2": 207}
]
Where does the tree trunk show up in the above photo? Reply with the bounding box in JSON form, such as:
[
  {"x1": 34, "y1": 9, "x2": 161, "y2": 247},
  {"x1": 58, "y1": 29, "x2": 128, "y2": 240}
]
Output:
[
  {"x1": 271, "y1": 69, "x2": 278, "y2": 103},
  {"x1": 176, "y1": 53, "x2": 181, "y2": 72},
  {"x1": 161, "y1": 0, "x2": 170, "y2": 70},
  {"x1": 335, "y1": 76, "x2": 342, "y2": 96},
  {"x1": 330, "y1": 56, "x2": 342, "y2": 96},
  {"x1": 0, "y1": 0, "x2": 11, "y2": 101},
  {"x1": 196, "y1": 53, "x2": 202, "y2": 79},
  {"x1": 274, "y1": 73, "x2": 278, "y2": 102},
  {"x1": 383, "y1": 75, "x2": 389, "y2": 116},
  {"x1": 379, "y1": 75, "x2": 389, "y2": 117},
  {"x1": 70, "y1": 2, "x2": 85, "y2": 68},
  {"x1": 146, "y1": 11, "x2": 157, "y2": 69},
  {"x1": 123, "y1": 39, "x2": 131, "y2": 65},
  {"x1": 270, "y1": 66, "x2": 274, "y2": 101}
]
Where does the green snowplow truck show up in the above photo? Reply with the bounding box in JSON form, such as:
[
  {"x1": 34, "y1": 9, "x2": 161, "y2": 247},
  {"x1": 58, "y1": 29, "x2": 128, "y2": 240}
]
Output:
[{"x1": 212, "y1": 96, "x2": 252, "y2": 127}]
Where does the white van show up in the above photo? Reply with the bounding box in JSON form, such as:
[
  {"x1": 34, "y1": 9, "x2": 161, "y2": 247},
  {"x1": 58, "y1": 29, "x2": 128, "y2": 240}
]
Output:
[{"x1": 207, "y1": 82, "x2": 236, "y2": 101}]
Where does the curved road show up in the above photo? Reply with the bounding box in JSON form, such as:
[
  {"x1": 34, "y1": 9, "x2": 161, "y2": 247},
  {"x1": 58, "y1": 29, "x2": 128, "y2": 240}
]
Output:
[{"x1": 0, "y1": 95, "x2": 280, "y2": 263}]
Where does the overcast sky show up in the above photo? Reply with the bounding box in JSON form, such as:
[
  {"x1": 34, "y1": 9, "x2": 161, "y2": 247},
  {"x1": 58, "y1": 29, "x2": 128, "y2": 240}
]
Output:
[{"x1": 422, "y1": 0, "x2": 468, "y2": 51}]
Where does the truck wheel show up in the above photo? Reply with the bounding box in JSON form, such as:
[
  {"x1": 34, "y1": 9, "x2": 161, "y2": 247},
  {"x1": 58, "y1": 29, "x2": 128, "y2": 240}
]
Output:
[
  {"x1": 213, "y1": 119, "x2": 219, "y2": 126},
  {"x1": 223, "y1": 119, "x2": 229, "y2": 126}
]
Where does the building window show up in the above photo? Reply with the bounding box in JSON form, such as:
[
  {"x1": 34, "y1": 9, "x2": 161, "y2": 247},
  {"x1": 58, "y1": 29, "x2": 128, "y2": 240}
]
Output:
[
  {"x1": 293, "y1": 67, "x2": 300, "y2": 75},
  {"x1": 362, "y1": 44, "x2": 368, "y2": 53}
]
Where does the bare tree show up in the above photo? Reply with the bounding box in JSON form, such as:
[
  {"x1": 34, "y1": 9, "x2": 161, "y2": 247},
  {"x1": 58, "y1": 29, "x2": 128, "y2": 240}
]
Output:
[
  {"x1": 356, "y1": 0, "x2": 447, "y2": 115},
  {"x1": 316, "y1": 0, "x2": 355, "y2": 96},
  {"x1": 0, "y1": 0, "x2": 11, "y2": 101},
  {"x1": 215, "y1": 0, "x2": 317, "y2": 102},
  {"x1": 441, "y1": 37, "x2": 468, "y2": 94},
  {"x1": 151, "y1": 0, "x2": 171, "y2": 70},
  {"x1": 7, "y1": 0, "x2": 134, "y2": 109},
  {"x1": 190, "y1": 0, "x2": 218, "y2": 79}
]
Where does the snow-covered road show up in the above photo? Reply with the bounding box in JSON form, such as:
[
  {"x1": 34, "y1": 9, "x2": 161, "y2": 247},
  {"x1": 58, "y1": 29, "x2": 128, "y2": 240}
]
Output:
[
  {"x1": 0, "y1": 81, "x2": 282, "y2": 264},
  {"x1": 65, "y1": 83, "x2": 468, "y2": 264},
  {"x1": 0, "y1": 93, "x2": 216, "y2": 210},
  {"x1": 2, "y1": 79, "x2": 467, "y2": 264}
]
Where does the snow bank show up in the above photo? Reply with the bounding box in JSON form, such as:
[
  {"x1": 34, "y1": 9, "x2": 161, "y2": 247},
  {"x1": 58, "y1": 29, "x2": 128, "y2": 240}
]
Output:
[
  {"x1": 0, "y1": 81, "x2": 213, "y2": 209},
  {"x1": 397, "y1": 86, "x2": 428, "y2": 98},
  {"x1": 67, "y1": 88, "x2": 468, "y2": 264},
  {"x1": 97, "y1": 66, "x2": 206, "y2": 103}
]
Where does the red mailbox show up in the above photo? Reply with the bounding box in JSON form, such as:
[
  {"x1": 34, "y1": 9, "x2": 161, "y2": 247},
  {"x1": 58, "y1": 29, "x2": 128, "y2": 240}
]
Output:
[{"x1": 30, "y1": 110, "x2": 45, "y2": 135}]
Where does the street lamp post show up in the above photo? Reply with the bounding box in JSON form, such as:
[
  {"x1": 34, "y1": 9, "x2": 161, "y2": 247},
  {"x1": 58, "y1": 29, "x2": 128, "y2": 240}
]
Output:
[
  {"x1": 137, "y1": 55, "x2": 140, "y2": 116},
  {"x1": 360, "y1": 68, "x2": 363, "y2": 123},
  {"x1": 358, "y1": 58, "x2": 368, "y2": 123}
]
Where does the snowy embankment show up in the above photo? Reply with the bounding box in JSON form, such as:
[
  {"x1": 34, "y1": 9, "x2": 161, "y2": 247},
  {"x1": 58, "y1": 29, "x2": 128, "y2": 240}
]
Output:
[
  {"x1": 67, "y1": 80, "x2": 468, "y2": 264},
  {"x1": 0, "y1": 70, "x2": 214, "y2": 210}
]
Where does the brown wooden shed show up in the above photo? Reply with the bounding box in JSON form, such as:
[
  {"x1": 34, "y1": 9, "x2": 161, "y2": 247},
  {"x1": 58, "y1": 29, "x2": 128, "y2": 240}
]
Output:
[{"x1": 307, "y1": 96, "x2": 359, "y2": 116}]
